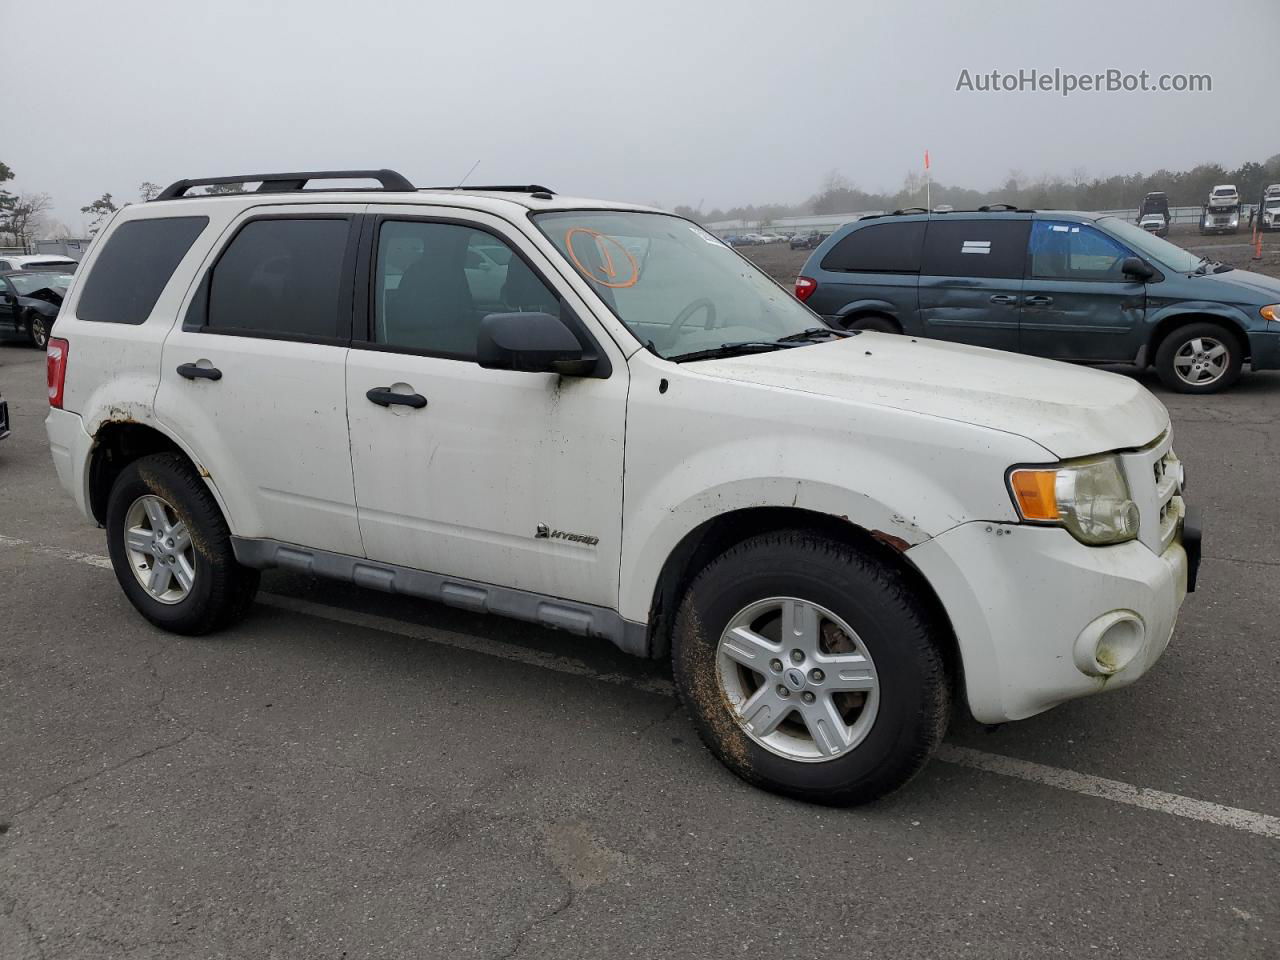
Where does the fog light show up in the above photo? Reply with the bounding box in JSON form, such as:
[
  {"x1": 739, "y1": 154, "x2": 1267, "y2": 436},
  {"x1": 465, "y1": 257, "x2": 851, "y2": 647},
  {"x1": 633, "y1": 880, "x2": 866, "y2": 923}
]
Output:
[{"x1": 1073, "y1": 611, "x2": 1145, "y2": 677}]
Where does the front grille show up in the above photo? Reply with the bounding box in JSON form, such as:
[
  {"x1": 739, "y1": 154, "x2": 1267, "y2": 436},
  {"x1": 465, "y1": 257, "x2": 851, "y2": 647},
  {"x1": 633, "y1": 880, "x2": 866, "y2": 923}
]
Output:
[{"x1": 1119, "y1": 432, "x2": 1184, "y2": 554}]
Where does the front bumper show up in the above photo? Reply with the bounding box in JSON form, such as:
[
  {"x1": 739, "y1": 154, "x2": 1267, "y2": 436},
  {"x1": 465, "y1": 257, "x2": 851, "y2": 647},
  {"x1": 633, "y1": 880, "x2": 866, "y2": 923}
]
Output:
[
  {"x1": 909, "y1": 522, "x2": 1189, "y2": 724},
  {"x1": 46, "y1": 407, "x2": 95, "y2": 520},
  {"x1": 1248, "y1": 330, "x2": 1280, "y2": 371}
]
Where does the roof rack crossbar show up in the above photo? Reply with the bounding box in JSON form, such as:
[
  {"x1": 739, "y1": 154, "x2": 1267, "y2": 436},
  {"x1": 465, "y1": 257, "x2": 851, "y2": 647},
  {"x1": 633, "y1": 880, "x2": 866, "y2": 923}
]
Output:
[
  {"x1": 421, "y1": 184, "x2": 556, "y2": 196},
  {"x1": 154, "y1": 169, "x2": 415, "y2": 201}
]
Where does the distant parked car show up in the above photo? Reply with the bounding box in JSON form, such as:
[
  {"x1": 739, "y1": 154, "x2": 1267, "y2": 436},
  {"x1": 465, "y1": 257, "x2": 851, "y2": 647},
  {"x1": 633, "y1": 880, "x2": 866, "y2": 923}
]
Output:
[
  {"x1": 932, "y1": 204, "x2": 954, "y2": 213},
  {"x1": 796, "y1": 208, "x2": 1280, "y2": 393},
  {"x1": 0, "y1": 254, "x2": 78, "y2": 273},
  {"x1": 790, "y1": 232, "x2": 823, "y2": 250},
  {"x1": 1139, "y1": 214, "x2": 1169, "y2": 237},
  {"x1": 0, "y1": 269, "x2": 73, "y2": 348}
]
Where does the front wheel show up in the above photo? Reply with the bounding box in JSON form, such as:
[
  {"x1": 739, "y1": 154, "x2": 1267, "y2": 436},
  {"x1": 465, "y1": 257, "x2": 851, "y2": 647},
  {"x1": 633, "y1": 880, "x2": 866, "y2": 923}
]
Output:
[
  {"x1": 26, "y1": 312, "x2": 50, "y2": 349},
  {"x1": 1154, "y1": 323, "x2": 1243, "y2": 394},
  {"x1": 672, "y1": 531, "x2": 951, "y2": 805},
  {"x1": 105, "y1": 452, "x2": 259, "y2": 635}
]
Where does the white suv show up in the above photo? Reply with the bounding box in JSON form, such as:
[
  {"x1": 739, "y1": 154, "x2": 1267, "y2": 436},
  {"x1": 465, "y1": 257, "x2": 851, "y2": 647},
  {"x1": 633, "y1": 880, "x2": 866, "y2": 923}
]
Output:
[{"x1": 45, "y1": 169, "x2": 1199, "y2": 804}]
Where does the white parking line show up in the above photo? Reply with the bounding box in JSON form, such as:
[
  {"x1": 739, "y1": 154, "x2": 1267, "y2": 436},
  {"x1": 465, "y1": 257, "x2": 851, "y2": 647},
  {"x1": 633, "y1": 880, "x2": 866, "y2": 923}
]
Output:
[{"x1": 5, "y1": 532, "x2": 1280, "y2": 840}]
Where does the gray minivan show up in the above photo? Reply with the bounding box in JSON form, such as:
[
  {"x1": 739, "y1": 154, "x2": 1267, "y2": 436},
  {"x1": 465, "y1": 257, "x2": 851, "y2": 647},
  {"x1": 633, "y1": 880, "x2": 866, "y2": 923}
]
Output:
[{"x1": 795, "y1": 209, "x2": 1280, "y2": 393}]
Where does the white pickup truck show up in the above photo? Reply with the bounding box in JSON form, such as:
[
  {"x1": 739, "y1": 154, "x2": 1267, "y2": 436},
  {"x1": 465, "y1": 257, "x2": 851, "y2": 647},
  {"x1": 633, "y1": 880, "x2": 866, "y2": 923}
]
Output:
[{"x1": 45, "y1": 170, "x2": 1199, "y2": 804}]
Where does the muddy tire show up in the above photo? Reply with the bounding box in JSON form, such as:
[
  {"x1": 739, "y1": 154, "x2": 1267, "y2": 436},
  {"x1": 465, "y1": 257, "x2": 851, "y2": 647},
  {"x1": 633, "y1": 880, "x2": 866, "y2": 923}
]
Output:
[
  {"x1": 845, "y1": 314, "x2": 900, "y2": 334},
  {"x1": 671, "y1": 531, "x2": 951, "y2": 806},
  {"x1": 105, "y1": 452, "x2": 259, "y2": 635},
  {"x1": 1154, "y1": 322, "x2": 1243, "y2": 394}
]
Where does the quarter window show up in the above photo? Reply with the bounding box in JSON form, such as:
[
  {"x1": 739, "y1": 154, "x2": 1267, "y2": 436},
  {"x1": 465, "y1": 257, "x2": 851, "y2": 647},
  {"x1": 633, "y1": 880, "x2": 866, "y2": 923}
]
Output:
[
  {"x1": 920, "y1": 219, "x2": 1031, "y2": 279},
  {"x1": 373, "y1": 221, "x2": 558, "y2": 358},
  {"x1": 1029, "y1": 221, "x2": 1131, "y2": 281},
  {"x1": 820, "y1": 221, "x2": 925, "y2": 273},
  {"x1": 76, "y1": 216, "x2": 208, "y2": 324},
  {"x1": 207, "y1": 218, "x2": 351, "y2": 338}
]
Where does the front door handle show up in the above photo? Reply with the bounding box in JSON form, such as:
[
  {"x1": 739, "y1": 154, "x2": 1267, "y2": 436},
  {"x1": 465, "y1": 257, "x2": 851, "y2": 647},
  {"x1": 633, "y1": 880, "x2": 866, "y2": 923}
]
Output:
[
  {"x1": 1024, "y1": 295, "x2": 1054, "y2": 307},
  {"x1": 366, "y1": 387, "x2": 428, "y2": 409},
  {"x1": 989, "y1": 294, "x2": 1018, "y2": 305},
  {"x1": 177, "y1": 362, "x2": 222, "y2": 381}
]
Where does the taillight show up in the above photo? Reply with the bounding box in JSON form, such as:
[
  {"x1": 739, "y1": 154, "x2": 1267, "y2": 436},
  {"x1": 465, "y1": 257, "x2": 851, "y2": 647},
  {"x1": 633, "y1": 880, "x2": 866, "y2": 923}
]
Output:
[
  {"x1": 795, "y1": 276, "x2": 817, "y2": 302},
  {"x1": 47, "y1": 337, "x2": 69, "y2": 409}
]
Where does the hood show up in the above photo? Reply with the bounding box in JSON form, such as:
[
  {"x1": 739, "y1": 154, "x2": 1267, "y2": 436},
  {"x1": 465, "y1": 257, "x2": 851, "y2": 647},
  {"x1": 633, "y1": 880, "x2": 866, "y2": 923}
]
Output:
[
  {"x1": 1199, "y1": 268, "x2": 1280, "y2": 301},
  {"x1": 19, "y1": 286, "x2": 65, "y2": 308},
  {"x1": 691, "y1": 335, "x2": 1169, "y2": 459}
]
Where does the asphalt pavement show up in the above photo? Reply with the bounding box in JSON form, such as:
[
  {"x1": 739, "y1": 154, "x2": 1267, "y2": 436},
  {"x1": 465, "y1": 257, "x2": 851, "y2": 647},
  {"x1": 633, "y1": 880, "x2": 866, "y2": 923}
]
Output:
[{"x1": 1, "y1": 341, "x2": 1277, "y2": 959}]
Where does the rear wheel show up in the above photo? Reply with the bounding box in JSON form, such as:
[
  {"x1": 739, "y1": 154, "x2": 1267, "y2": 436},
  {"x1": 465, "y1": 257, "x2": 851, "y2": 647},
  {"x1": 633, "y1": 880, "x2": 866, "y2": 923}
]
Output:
[
  {"x1": 1155, "y1": 323, "x2": 1243, "y2": 394},
  {"x1": 845, "y1": 314, "x2": 900, "y2": 334},
  {"x1": 671, "y1": 531, "x2": 951, "y2": 805},
  {"x1": 105, "y1": 452, "x2": 259, "y2": 634}
]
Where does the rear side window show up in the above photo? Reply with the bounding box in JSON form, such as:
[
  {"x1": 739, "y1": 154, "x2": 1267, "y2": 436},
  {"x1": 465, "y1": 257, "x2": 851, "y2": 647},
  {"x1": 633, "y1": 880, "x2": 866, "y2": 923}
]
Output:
[
  {"x1": 820, "y1": 221, "x2": 925, "y2": 273},
  {"x1": 921, "y1": 219, "x2": 1030, "y2": 279},
  {"x1": 76, "y1": 217, "x2": 208, "y2": 324},
  {"x1": 207, "y1": 218, "x2": 351, "y2": 339}
]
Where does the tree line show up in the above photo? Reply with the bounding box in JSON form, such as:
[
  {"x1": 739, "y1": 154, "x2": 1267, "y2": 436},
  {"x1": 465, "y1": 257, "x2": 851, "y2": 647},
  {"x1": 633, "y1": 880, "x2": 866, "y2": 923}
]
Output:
[
  {"x1": 0, "y1": 167, "x2": 248, "y2": 247},
  {"x1": 673, "y1": 153, "x2": 1280, "y2": 225}
]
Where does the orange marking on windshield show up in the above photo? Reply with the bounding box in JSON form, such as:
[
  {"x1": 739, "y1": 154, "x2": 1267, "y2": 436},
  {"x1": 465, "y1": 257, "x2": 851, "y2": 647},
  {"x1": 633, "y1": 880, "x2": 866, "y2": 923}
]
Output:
[{"x1": 564, "y1": 227, "x2": 639, "y2": 289}]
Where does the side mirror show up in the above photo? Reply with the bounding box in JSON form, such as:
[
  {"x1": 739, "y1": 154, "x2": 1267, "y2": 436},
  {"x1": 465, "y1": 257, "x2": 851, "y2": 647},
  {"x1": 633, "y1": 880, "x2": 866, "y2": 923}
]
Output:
[
  {"x1": 1121, "y1": 257, "x2": 1155, "y2": 281},
  {"x1": 477, "y1": 310, "x2": 598, "y2": 377}
]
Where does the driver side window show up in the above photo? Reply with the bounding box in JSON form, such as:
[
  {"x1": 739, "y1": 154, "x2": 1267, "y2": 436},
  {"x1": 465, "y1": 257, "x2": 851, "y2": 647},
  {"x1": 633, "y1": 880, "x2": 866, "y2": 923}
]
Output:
[
  {"x1": 1030, "y1": 222, "x2": 1130, "y2": 282},
  {"x1": 373, "y1": 221, "x2": 559, "y2": 359}
]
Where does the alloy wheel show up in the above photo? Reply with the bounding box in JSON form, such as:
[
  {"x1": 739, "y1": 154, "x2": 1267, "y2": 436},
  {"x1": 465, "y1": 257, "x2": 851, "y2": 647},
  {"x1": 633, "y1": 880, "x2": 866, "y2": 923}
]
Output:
[
  {"x1": 716, "y1": 597, "x2": 880, "y2": 762},
  {"x1": 123, "y1": 494, "x2": 196, "y2": 604}
]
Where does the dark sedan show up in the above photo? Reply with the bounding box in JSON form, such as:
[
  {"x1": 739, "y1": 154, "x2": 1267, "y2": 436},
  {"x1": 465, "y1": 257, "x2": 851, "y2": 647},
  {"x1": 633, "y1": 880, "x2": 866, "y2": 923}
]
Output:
[
  {"x1": 0, "y1": 269, "x2": 73, "y2": 348},
  {"x1": 789, "y1": 232, "x2": 824, "y2": 250}
]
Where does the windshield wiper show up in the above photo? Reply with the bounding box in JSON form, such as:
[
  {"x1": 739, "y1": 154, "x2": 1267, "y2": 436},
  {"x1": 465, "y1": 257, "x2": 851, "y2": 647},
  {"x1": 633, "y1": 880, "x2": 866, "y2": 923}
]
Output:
[
  {"x1": 668, "y1": 340, "x2": 805, "y2": 363},
  {"x1": 775, "y1": 326, "x2": 851, "y2": 343}
]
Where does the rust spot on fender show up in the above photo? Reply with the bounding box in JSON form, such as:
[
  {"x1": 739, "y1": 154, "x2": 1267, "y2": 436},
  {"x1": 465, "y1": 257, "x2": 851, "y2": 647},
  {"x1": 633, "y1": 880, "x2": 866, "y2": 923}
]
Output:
[{"x1": 871, "y1": 529, "x2": 911, "y2": 553}]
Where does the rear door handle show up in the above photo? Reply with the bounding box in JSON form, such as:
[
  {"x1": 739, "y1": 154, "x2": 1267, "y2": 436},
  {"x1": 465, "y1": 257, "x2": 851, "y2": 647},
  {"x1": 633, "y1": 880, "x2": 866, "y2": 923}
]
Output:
[
  {"x1": 1024, "y1": 295, "x2": 1054, "y2": 307},
  {"x1": 177, "y1": 362, "x2": 222, "y2": 381},
  {"x1": 989, "y1": 295, "x2": 1018, "y2": 305},
  {"x1": 366, "y1": 387, "x2": 427, "y2": 409}
]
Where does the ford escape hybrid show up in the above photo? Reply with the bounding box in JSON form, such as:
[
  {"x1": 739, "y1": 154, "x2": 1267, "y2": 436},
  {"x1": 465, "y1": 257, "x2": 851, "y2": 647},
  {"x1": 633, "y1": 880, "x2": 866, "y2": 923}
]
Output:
[
  {"x1": 797, "y1": 208, "x2": 1280, "y2": 393},
  {"x1": 46, "y1": 170, "x2": 1200, "y2": 804}
]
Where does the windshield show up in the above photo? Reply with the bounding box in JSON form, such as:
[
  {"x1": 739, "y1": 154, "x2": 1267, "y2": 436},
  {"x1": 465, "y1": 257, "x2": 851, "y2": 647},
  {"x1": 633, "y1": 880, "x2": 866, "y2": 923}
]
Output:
[
  {"x1": 9, "y1": 271, "x2": 73, "y2": 295},
  {"x1": 1096, "y1": 217, "x2": 1201, "y2": 273},
  {"x1": 532, "y1": 211, "x2": 820, "y2": 359},
  {"x1": 1266, "y1": 200, "x2": 1280, "y2": 210}
]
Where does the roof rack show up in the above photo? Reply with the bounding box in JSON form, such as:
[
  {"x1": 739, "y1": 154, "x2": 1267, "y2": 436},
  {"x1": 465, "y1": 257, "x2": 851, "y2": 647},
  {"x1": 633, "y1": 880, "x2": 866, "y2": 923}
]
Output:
[
  {"x1": 423, "y1": 184, "x2": 556, "y2": 197},
  {"x1": 891, "y1": 206, "x2": 929, "y2": 215},
  {"x1": 977, "y1": 203, "x2": 1032, "y2": 212},
  {"x1": 153, "y1": 169, "x2": 415, "y2": 201}
]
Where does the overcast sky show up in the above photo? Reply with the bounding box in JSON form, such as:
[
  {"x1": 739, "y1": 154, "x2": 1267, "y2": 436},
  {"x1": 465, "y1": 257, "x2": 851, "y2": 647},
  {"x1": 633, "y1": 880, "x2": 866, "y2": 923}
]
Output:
[{"x1": 5, "y1": 0, "x2": 1278, "y2": 231}]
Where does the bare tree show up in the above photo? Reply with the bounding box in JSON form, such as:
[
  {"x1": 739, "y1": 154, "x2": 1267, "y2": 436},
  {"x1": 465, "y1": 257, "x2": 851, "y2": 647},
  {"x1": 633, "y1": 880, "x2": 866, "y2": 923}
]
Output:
[
  {"x1": 139, "y1": 181, "x2": 163, "y2": 202},
  {"x1": 5, "y1": 192, "x2": 53, "y2": 244}
]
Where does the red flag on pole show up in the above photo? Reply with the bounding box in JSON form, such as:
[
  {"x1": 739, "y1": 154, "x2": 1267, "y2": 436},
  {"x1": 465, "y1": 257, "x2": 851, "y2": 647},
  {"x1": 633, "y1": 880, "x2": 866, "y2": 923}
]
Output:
[{"x1": 924, "y1": 149, "x2": 930, "y2": 170}]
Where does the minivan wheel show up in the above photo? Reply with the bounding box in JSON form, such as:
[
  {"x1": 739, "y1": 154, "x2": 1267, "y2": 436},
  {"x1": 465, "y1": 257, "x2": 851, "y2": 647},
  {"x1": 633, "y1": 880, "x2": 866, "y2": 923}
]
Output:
[
  {"x1": 105, "y1": 452, "x2": 259, "y2": 635},
  {"x1": 845, "y1": 315, "x2": 900, "y2": 334},
  {"x1": 26, "y1": 313, "x2": 49, "y2": 349},
  {"x1": 671, "y1": 531, "x2": 951, "y2": 805},
  {"x1": 1155, "y1": 323, "x2": 1243, "y2": 394}
]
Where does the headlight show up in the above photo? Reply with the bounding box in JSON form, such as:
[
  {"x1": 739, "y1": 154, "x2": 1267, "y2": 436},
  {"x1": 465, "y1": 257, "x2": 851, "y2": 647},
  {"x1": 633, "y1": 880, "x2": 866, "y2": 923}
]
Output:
[
  {"x1": 1262, "y1": 304, "x2": 1280, "y2": 324},
  {"x1": 1008, "y1": 456, "x2": 1140, "y2": 545}
]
